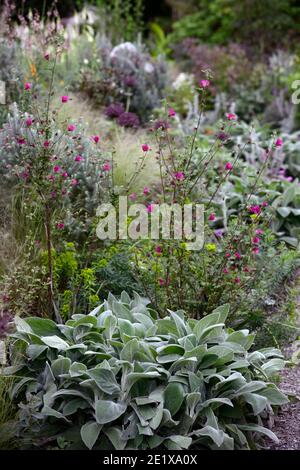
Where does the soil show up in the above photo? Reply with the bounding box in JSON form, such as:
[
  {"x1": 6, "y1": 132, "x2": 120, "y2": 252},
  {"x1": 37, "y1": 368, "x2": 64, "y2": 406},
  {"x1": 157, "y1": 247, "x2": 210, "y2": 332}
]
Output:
[
  {"x1": 264, "y1": 273, "x2": 300, "y2": 450},
  {"x1": 265, "y1": 363, "x2": 300, "y2": 450}
]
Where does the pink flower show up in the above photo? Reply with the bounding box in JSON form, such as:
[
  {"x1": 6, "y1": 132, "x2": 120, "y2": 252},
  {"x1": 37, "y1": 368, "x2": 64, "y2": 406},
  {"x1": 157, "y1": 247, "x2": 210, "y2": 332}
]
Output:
[
  {"x1": 62, "y1": 172, "x2": 68, "y2": 178},
  {"x1": 67, "y1": 124, "x2": 76, "y2": 132},
  {"x1": 129, "y1": 193, "x2": 137, "y2": 200},
  {"x1": 43, "y1": 140, "x2": 50, "y2": 148},
  {"x1": 168, "y1": 108, "x2": 176, "y2": 117},
  {"x1": 261, "y1": 201, "x2": 268, "y2": 207},
  {"x1": 159, "y1": 278, "x2": 165, "y2": 286},
  {"x1": 208, "y1": 213, "x2": 216, "y2": 221},
  {"x1": 103, "y1": 162, "x2": 111, "y2": 171},
  {"x1": 223, "y1": 268, "x2": 229, "y2": 274},
  {"x1": 275, "y1": 138, "x2": 283, "y2": 147},
  {"x1": 26, "y1": 117, "x2": 33, "y2": 127},
  {"x1": 25, "y1": 82, "x2": 31, "y2": 90},
  {"x1": 155, "y1": 246, "x2": 163, "y2": 254},
  {"x1": 50, "y1": 191, "x2": 57, "y2": 199},
  {"x1": 61, "y1": 188, "x2": 67, "y2": 195},
  {"x1": 225, "y1": 162, "x2": 233, "y2": 171},
  {"x1": 252, "y1": 236, "x2": 260, "y2": 244},
  {"x1": 17, "y1": 138, "x2": 26, "y2": 145},
  {"x1": 92, "y1": 135, "x2": 100, "y2": 143},
  {"x1": 199, "y1": 79, "x2": 210, "y2": 88},
  {"x1": 48, "y1": 174, "x2": 55, "y2": 181},
  {"x1": 234, "y1": 252, "x2": 241, "y2": 260},
  {"x1": 142, "y1": 144, "x2": 150, "y2": 152},
  {"x1": 234, "y1": 277, "x2": 241, "y2": 284},
  {"x1": 243, "y1": 266, "x2": 250, "y2": 272},
  {"x1": 21, "y1": 170, "x2": 29, "y2": 180},
  {"x1": 56, "y1": 223, "x2": 65, "y2": 229},
  {"x1": 174, "y1": 171, "x2": 185, "y2": 181},
  {"x1": 226, "y1": 112, "x2": 237, "y2": 121},
  {"x1": 249, "y1": 205, "x2": 261, "y2": 215},
  {"x1": 71, "y1": 179, "x2": 78, "y2": 186},
  {"x1": 44, "y1": 52, "x2": 50, "y2": 60},
  {"x1": 256, "y1": 229, "x2": 264, "y2": 234},
  {"x1": 61, "y1": 95, "x2": 69, "y2": 103},
  {"x1": 252, "y1": 247, "x2": 260, "y2": 254},
  {"x1": 143, "y1": 186, "x2": 151, "y2": 195},
  {"x1": 53, "y1": 165, "x2": 60, "y2": 173},
  {"x1": 225, "y1": 252, "x2": 231, "y2": 258},
  {"x1": 75, "y1": 155, "x2": 83, "y2": 162},
  {"x1": 147, "y1": 203, "x2": 154, "y2": 213}
]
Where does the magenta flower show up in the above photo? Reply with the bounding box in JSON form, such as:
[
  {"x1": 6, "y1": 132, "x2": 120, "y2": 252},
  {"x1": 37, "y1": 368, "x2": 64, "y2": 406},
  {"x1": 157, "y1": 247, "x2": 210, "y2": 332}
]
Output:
[
  {"x1": 71, "y1": 179, "x2": 78, "y2": 186},
  {"x1": 61, "y1": 188, "x2": 67, "y2": 195},
  {"x1": 243, "y1": 266, "x2": 250, "y2": 272},
  {"x1": 225, "y1": 162, "x2": 233, "y2": 171},
  {"x1": 249, "y1": 205, "x2": 261, "y2": 215},
  {"x1": 275, "y1": 138, "x2": 283, "y2": 147},
  {"x1": 155, "y1": 246, "x2": 163, "y2": 254},
  {"x1": 142, "y1": 144, "x2": 150, "y2": 152},
  {"x1": 56, "y1": 223, "x2": 65, "y2": 229},
  {"x1": 252, "y1": 236, "x2": 260, "y2": 244},
  {"x1": 223, "y1": 268, "x2": 229, "y2": 274},
  {"x1": 256, "y1": 229, "x2": 264, "y2": 235},
  {"x1": 26, "y1": 117, "x2": 33, "y2": 127},
  {"x1": 51, "y1": 191, "x2": 57, "y2": 199},
  {"x1": 143, "y1": 186, "x2": 151, "y2": 195},
  {"x1": 234, "y1": 252, "x2": 241, "y2": 259},
  {"x1": 75, "y1": 155, "x2": 83, "y2": 162},
  {"x1": 44, "y1": 52, "x2": 50, "y2": 60},
  {"x1": 252, "y1": 247, "x2": 260, "y2": 254},
  {"x1": 168, "y1": 108, "x2": 176, "y2": 117},
  {"x1": 67, "y1": 124, "x2": 76, "y2": 132},
  {"x1": 261, "y1": 201, "x2": 268, "y2": 207},
  {"x1": 208, "y1": 213, "x2": 216, "y2": 221},
  {"x1": 234, "y1": 277, "x2": 241, "y2": 284},
  {"x1": 103, "y1": 162, "x2": 111, "y2": 171},
  {"x1": 43, "y1": 140, "x2": 50, "y2": 148},
  {"x1": 174, "y1": 171, "x2": 185, "y2": 181},
  {"x1": 61, "y1": 95, "x2": 69, "y2": 103},
  {"x1": 17, "y1": 138, "x2": 26, "y2": 145},
  {"x1": 226, "y1": 112, "x2": 237, "y2": 121},
  {"x1": 129, "y1": 193, "x2": 137, "y2": 200},
  {"x1": 48, "y1": 174, "x2": 55, "y2": 181},
  {"x1": 199, "y1": 79, "x2": 210, "y2": 88},
  {"x1": 25, "y1": 82, "x2": 31, "y2": 90},
  {"x1": 53, "y1": 165, "x2": 60, "y2": 173},
  {"x1": 225, "y1": 252, "x2": 231, "y2": 258},
  {"x1": 62, "y1": 172, "x2": 68, "y2": 178},
  {"x1": 92, "y1": 135, "x2": 100, "y2": 143},
  {"x1": 147, "y1": 204, "x2": 154, "y2": 213}
]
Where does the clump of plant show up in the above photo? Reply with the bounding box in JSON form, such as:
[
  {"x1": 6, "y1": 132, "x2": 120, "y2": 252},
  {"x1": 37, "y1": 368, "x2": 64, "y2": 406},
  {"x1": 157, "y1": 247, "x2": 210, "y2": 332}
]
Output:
[
  {"x1": 4, "y1": 294, "x2": 288, "y2": 450},
  {"x1": 0, "y1": 38, "x2": 111, "y2": 319},
  {"x1": 79, "y1": 37, "x2": 167, "y2": 124}
]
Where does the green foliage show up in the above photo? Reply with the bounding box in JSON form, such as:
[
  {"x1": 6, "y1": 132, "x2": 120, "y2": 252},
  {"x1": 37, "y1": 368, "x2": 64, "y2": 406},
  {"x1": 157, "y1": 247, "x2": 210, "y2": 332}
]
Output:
[
  {"x1": 4, "y1": 295, "x2": 288, "y2": 450},
  {"x1": 169, "y1": 0, "x2": 300, "y2": 52}
]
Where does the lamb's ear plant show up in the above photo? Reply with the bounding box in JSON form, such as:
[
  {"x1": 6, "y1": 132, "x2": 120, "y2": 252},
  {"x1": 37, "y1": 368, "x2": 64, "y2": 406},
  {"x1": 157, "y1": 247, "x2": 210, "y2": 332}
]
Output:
[{"x1": 4, "y1": 292, "x2": 287, "y2": 450}]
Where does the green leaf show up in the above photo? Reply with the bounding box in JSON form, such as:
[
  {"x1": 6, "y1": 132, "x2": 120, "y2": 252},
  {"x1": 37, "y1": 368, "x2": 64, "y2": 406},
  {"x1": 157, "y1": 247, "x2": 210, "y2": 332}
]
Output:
[
  {"x1": 104, "y1": 426, "x2": 127, "y2": 450},
  {"x1": 95, "y1": 400, "x2": 127, "y2": 424},
  {"x1": 40, "y1": 335, "x2": 69, "y2": 351},
  {"x1": 26, "y1": 317, "x2": 61, "y2": 336},
  {"x1": 237, "y1": 424, "x2": 279, "y2": 443},
  {"x1": 81, "y1": 421, "x2": 102, "y2": 449},
  {"x1": 87, "y1": 368, "x2": 120, "y2": 394},
  {"x1": 51, "y1": 357, "x2": 71, "y2": 377},
  {"x1": 164, "y1": 382, "x2": 185, "y2": 416}
]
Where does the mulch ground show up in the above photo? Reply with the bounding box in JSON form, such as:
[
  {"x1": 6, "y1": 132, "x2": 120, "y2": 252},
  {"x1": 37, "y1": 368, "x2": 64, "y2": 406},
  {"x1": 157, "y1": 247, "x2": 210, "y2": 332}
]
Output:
[{"x1": 265, "y1": 364, "x2": 300, "y2": 450}]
